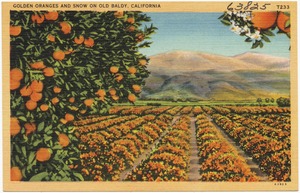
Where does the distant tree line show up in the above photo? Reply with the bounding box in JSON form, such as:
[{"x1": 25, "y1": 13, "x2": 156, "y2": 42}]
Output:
[{"x1": 256, "y1": 97, "x2": 290, "y2": 107}]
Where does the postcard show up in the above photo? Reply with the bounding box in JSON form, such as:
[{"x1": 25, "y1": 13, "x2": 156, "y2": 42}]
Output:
[{"x1": 3, "y1": 1, "x2": 298, "y2": 191}]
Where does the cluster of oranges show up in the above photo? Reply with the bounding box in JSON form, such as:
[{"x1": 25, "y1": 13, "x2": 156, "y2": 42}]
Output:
[
  {"x1": 251, "y1": 12, "x2": 290, "y2": 33},
  {"x1": 10, "y1": 68, "x2": 23, "y2": 90},
  {"x1": 220, "y1": 11, "x2": 291, "y2": 49},
  {"x1": 74, "y1": 35, "x2": 95, "y2": 47}
]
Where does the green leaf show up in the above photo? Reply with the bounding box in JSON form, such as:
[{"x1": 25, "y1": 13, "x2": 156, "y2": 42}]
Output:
[
  {"x1": 18, "y1": 116, "x2": 27, "y2": 122},
  {"x1": 30, "y1": 30, "x2": 36, "y2": 37},
  {"x1": 220, "y1": 19, "x2": 231, "y2": 26},
  {"x1": 37, "y1": 122, "x2": 45, "y2": 132},
  {"x1": 245, "y1": 37, "x2": 252, "y2": 42},
  {"x1": 33, "y1": 139, "x2": 42, "y2": 146},
  {"x1": 73, "y1": 172, "x2": 84, "y2": 181},
  {"x1": 285, "y1": 19, "x2": 290, "y2": 29},
  {"x1": 251, "y1": 41, "x2": 260, "y2": 49},
  {"x1": 29, "y1": 172, "x2": 48, "y2": 181},
  {"x1": 218, "y1": 13, "x2": 225, "y2": 19},
  {"x1": 44, "y1": 125, "x2": 52, "y2": 133},
  {"x1": 263, "y1": 30, "x2": 275, "y2": 36},
  {"x1": 28, "y1": 152, "x2": 35, "y2": 164},
  {"x1": 14, "y1": 144, "x2": 21, "y2": 154},
  {"x1": 26, "y1": 44, "x2": 35, "y2": 51},
  {"x1": 21, "y1": 146, "x2": 26, "y2": 157},
  {"x1": 261, "y1": 35, "x2": 270, "y2": 42},
  {"x1": 66, "y1": 83, "x2": 70, "y2": 91},
  {"x1": 52, "y1": 145, "x2": 62, "y2": 150},
  {"x1": 44, "y1": 135, "x2": 52, "y2": 142}
]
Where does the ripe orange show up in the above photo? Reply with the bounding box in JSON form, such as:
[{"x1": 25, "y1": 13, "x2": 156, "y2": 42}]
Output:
[
  {"x1": 24, "y1": 122, "x2": 36, "y2": 135},
  {"x1": 277, "y1": 12, "x2": 290, "y2": 33},
  {"x1": 25, "y1": 100, "x2": 37, "y2": 110},
  {"x1": 10, "y1": 117, "x2": 21, "y2": 136},
  {"x1": 127, "y1": 25, "x2": 135, "y2": 32},
  {"x1": 69, "y1": 97, "x2": 75, "y2": 103},
  {"x1": 251, "y1": 12, "x2": 278, "y2": 30},
  {"x1": 30, "y1": 80, "x2": 43, "y2": 92},
  {"x1": 96, "y1": 89, "x2": 106, "y2": 97},
  {"x1": 128, "y1": 93, "x2": 136, "y2": 103},
  {"x1": 10, "y1": 26, "x2": 22, "y2": 36},
  {"x1": 11, "y1": 167, "x2": 22, "y2": 181},
  {"x1": 139, "y1": 59, "x2": 147, "y2": 66},
  {"x1": 20, "y1": 86, "x2": 33, "y2": 96},
  {"x1": 109, "y1": 88, "x2": 117, "y2": 96},
  {"x1": 53, "y1": 86, "x2": 62, "y2": 93},
  {"x1": 58, "y1": 133, "x2": 70, "y2": 147},
  {"x1": 60, "y1": 118, "x2": 68, "y2": 124},
  {"x1": 36, "y1": 148, "x2": 51, "y2": 162},
  {"x1": 30, "y1": 92, "x2": 43, "y2": 102},
  {"x1": 51, "y1": 97, "x2": 59, "y2": 105},
  {"x1": 127, "y1": 17, "x2": 135, "y2": 24},
  {"x1": 65, "y1": 113, "x2": 74, "y2": 121},
  {"x1": 53, "y1": 50, "x2": 65, "y2": 61},
  {"x1": 30, "y1": 61, "x2": 46, "y2": 69},
  {"x1": 84, "y1": 38, "x2": 94, "y2": 47},
  {"x1": 132, "y1": 85, "x2": 141, "y2": 93},
  {"x1": 45, "y1": 11, "x2": 59, "y2": 21},
  {"x1": 115, "y1": 73, "x2": 123, "y2": 82},
  {"x1": 60, "y1": 21, "x2": 71, "y2": 34},
  {"x1": 40, "y1": 104, "x2": 49, "y2": 111},
  {"x1": 74, "y1": 35, "x2": 84, "y2": 44},
  {"x1": 84, "y1": 98, "x2": 94, "y2": 107},
  {"x1": 47, "y1": 34, "x2": 55, "y2": 42},
  {"x1": 114, "y1": 11, "x2": 124, "y2": 18},
  {"x1": 112, "y1": 95, "x2": 119, "y2": 101},
  {"x1": 10, "y1": 68, "x2": 24, "y2": 81},
  {"x1": 110, "y1": 66, "x2": 119, "y2": 74},
  {"x1": 10, "y1": 79, "x2": 20, "y2": 90},
  {"x1": 31, "y1": 14, "x2": 45, "y2": 24},
  {"x1": 43, "y1": 67, "x2": 55, "y2": 77},
  {"x1": 128, "y1": 66, "x2": 137, "y2": 74},
  {"x1": 136, "y1": 34, "x2": 145, "y2": 42}
]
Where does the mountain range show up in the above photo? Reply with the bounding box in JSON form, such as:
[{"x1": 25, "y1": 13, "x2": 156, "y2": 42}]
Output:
[{"x1": 141, "y1": 51, "x2": 290, "y2": 101}]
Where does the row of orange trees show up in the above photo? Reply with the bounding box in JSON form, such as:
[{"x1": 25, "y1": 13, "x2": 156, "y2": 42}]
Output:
[
  {"x1": 10, "y1": 11, "x2": 156, "y2": 181},
  {"x1": 209, "y1": 111, "x2": 290, "y2": 181},
  {"x1": 196, "y1": 114, "x2": 258, "y2": 181},
  {"x1": 125, "y1": 116, "x2": 191, "y2": 181}
]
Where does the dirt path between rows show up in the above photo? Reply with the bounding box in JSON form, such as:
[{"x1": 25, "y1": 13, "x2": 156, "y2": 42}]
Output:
[
  {"x1": 119, "y1": 116, "x2": 181, "y2": 181},
  {"x1": 187, "y1": 117, "x2": 202, "y2": 181},
  {"x1": 208, "y1": 116, "x2": 269, "y2": 181}
]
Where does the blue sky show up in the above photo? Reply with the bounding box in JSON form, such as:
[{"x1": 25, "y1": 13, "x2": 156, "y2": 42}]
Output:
[{"x1": 141, "y1": 13, "x2": 290, "y2": 58}]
